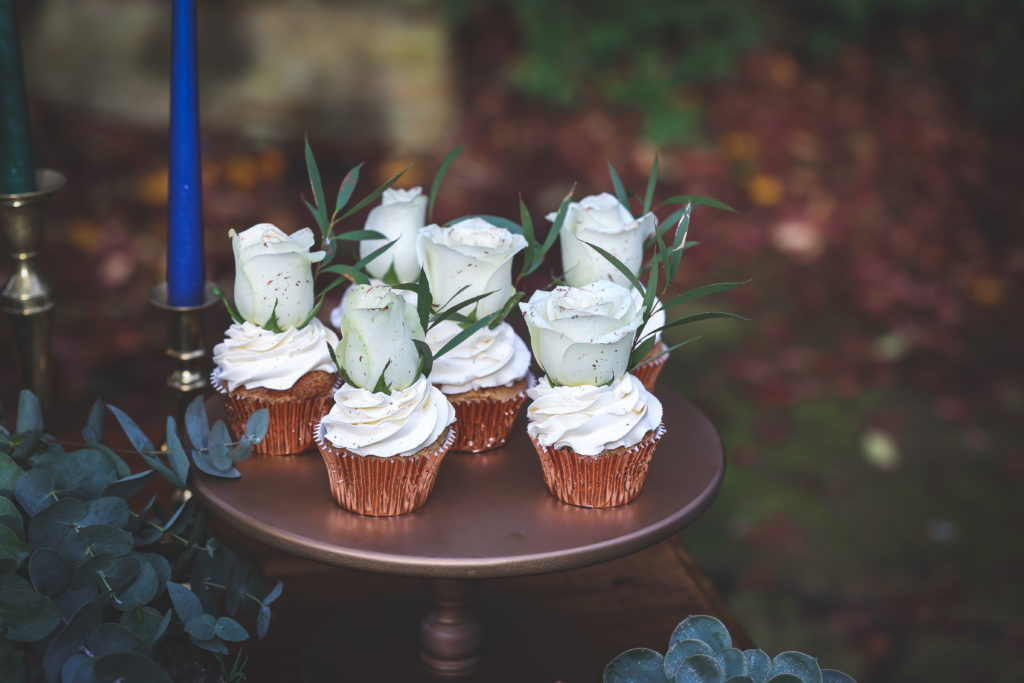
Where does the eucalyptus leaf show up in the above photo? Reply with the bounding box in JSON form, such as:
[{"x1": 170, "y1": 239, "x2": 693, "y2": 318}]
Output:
[
  {"x1": 766, "y1": 676, "x2": 803, "y2": 683},
  {"x1": 107, "y1": 406, "x2": 154, "y2": 455},
  {"x1": 189, "y1": 635, "x2": 229, "y2": 655},
  {"x1": 166, "y1": 581, "x2": 202, "y2": 623},
  {"x1": 821, "y1": 670, "x2": 857, "y2": 683},
  {"x1": 744, "y1": 649, "x2": 772, "y2": 682},
  {"x1": 13, "y1": 467, "x2": 56, "y2": 516},
  {"x1": 257, "y1": 603, "x2": 272, "y2": 639},
  {"x1": 208, "y1": 422, "x2": 233, "y2": 471},
  {"x1": 190, "y1": 449, "x2": 240, "y2": 479},
  {"x1": 119, "y1": 606, "x2": 166, "y2": 647},
  {"x1": 0, "y1": 524, "x2": 32, "y2": 572},
  {"x1": 0, "y1": 497, "x2": 24, "y2": 539},
  {"x1": 185, "y1": 394, "x2": 210, "y2": 450},
  {"x1": 185, "y1": 613, "x2": 217, "y2": 641},
  {"x1": 43, "y1": 603, "x2": 101, "y2": 683},
  {"x1": 28, "y1": 498, "x2": 86, "y2": 549},
  {"x1": 164, "y1": 418, "x2": 190, "y2": 489},
  {"x1": 603, "y1": 648, "x2": 669, "y2": 683},
  {"x1": 92, "y1": 651, "x2": 174, "y2": 683},
  {"x1": 86, "y1": 622, "x2": 145, "y2": 656},
  {"x1": 716, "y1": 648, "x2": 749, "y2": 678},
  {"x1": 263, "y1": 580, "x2": 283, "y2": 606},
  {"x1": 164, "y1": 498, "x2": 197, "y2": 536},
  {"x1": 215, "y1": 616, "x2": 249, "y2": 642},
  {"x1": 16, "y1": 390, "x2": 43, "y2": 434},
  {"x1": 245, "y1": 409, "x2": 269, "y2": 445},
  {"x1": 226, "y1": 439, "x2": 252, "y2": 465},
  {"x1": 0, "y1": 453, "x2": 21, "y2": 495},
  {"x1": 112, "y1": 556, "x2": 160, "y2": 612},
  {"x1": 61, "y1": 525, "x2": 134, "y2": 564},
  {"x1": 84, "y1": 441, "x2": 131, "y2": 480},
  {"x1": 28, "y1": 548, "x2": 72, "y2": 595},
  {"x1": 0, "y1": 588, "x2": 61, "y2": 642},
  {"x1": 103, "y1": 471, "x2": 155, "y2": 501},
  {"x1": 62, "y1": 653, "x2": 91, "y2": 683},
  {"x1": 52, "y1": 450, "x2": 119, "y2": 500},
  {"x1": 82, "y1": 398, "x2": 105, "y2": 443}
]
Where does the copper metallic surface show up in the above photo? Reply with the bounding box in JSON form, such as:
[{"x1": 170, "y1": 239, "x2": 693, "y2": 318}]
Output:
[
  {"x1": 448, "y1": 382, "x2": 530, "y2": 453},
  {"x1": 1, "y1": 170, "x2": 64, "y2": 411},
  {"x1": 192, "y1": 388, "x2": 724, "y2": 579},
  {"x1": 150, "y1": 282, "x2": 217, "y2": 423},
  {"x1": 631, "y1": 340, "x2": 669, "y2": 391}
]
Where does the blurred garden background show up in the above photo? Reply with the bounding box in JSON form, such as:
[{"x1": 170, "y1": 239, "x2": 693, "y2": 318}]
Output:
[{"x1": 2, "y1": 0, "x2": 1022, "y2": 680}]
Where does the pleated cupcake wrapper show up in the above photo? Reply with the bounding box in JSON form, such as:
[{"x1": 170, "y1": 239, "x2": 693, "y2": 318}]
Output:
[
  {"x1": 448, "y1": 374, "x2": 535, "y2": 453},
  {"x1": 529, "y1": 423, "x2": 666, "y2": 509},
  {"x1": 211, "y1": 369, "x2": 339, "y2": 456},
  {"x1": 314, "y1": 424, "x2": 457, "y2": 517},
  {"x1": 630, "y1": 341, "x2": 669, "y2": 392}
]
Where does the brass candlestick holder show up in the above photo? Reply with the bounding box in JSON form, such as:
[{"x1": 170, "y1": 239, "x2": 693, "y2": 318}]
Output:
[
  {"x1": 149, "y1": 282, "x2": 217, "y2": 424},
  {"x1": 1, "y1": 170, "x2": 65, "y2": 413}
]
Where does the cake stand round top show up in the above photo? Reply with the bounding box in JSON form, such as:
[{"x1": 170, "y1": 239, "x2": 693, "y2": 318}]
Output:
[{"x1": 191, "y1": 389, "x2": 724, "y2": 579}]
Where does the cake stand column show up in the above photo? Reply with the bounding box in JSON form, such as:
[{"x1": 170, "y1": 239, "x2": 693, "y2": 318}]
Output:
[{"x1": 420, "y1": 579, "x2": 482, "y2": 675}]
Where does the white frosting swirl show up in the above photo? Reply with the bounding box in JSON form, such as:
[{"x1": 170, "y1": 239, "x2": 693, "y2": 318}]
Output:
[
  {"x1": 319, "y1": 375, "x2": 455, "y2": 458},
  {"x1": 526, "y1": 374, "x2": 663, "y2": 456},
  {"x1": 213, "y1": 319, "x2": 338, "y2": 391},
  {"x1": 425, "y1": 321, "x2": 531, "y2": 394}
]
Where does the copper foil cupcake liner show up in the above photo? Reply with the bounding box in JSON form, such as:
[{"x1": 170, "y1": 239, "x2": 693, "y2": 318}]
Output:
[
  {"x1": 449, "y1": 374, "x2": 535, "y2": 453},
  {"x1": 314, "y1": 424, "x2": 457, "y2": 516},
  {"x1": 529, "y1": 424, "x2": 666, "y2": 508},
  {"x1": 630, "y1": 341, "x2": 669, "y2": 392},
  {"x1": 211, "y1": 369, "x2": 338, "y2": 456}
]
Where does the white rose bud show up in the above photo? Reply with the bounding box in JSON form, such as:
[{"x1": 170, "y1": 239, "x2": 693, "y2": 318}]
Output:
[
  {"x1": 417, "y1": 218, "x2": 527, "y2": 318},
  {"x1": 231, "y1": 223, "x2": 326, "y2": 329},
  {"x1": 548, "y1": 192, "x2": 657, "y2": 287},
  {"x1": 520, "y1": 281, "x2": 644, "y2": 387},
  {"x1": 337, "y1": 284, "x2": 425, "y2": 392},
  {"x1": 359, "y1": 187, "x2": 429, "y2": 283}
]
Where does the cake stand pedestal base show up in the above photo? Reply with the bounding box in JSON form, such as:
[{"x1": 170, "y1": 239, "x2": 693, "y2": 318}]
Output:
[{"x1": 299, "y1": 583, "x2": 599, "y2": 682}]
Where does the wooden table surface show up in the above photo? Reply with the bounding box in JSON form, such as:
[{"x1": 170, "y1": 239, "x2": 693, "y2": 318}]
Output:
[{"x1": 238, "y1": 533, "x2": 752, "y2": 682}]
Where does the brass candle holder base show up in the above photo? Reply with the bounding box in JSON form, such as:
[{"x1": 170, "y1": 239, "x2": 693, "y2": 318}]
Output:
[
  {"x1": 149, "y1": 282, "x2": 218, "y2": 423},
  {"x1": 1, "y1": 170, "x2": 65, "y2": 413}
]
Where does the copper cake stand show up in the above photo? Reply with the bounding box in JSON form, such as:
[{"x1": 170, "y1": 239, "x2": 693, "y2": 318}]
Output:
[{"x1": 192, "y1": 389, "x2": 724, "y2": 682}]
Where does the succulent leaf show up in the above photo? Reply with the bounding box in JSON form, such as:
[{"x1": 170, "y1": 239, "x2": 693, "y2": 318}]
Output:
[
  {"x1": 675, "y1": 653, "x2": 726, "y2": 683},
  {"x1": 604, "y1": 648, "x2": 670, "y2": 683},
  {"x1": 669, "y1": 615, "x2": 733, "y2": 652},
  {"x1": 664, "y1": 639, "x2": 714, "y2": 679},
  {"x1": 743, "y1": 649, "x2": 772, "y2": 682}
]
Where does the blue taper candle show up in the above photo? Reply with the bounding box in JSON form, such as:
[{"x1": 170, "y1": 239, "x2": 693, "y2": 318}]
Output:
[
  {"x1": 0, "y1": 0, "x2": 36, "y2": 193},
  {"x1": 167, "y1": 0, "x2": 204, "y2": 306}
]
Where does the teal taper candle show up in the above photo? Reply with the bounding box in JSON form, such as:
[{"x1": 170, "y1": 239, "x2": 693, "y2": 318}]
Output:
[{"x1": 0, "y1": 0, "x2": 36, "y2": 193}]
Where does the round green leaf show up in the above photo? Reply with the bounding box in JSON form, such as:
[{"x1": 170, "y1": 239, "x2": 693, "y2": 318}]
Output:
[
  {"x1": 185, "y1": 613, "x2": 216, "y2": 641},
  {"x1": 246, "y1": 409, "x2": 270, "y2": 444},
  {"x1": 53, "y1": 450, "x2": 118, "y2": 500},
  {"x1": 676, "y1": 654, "x2": 726, "y2": 683},
  {"x1": 166, "y1": 582, "x2": 202, "y2": 622},
  {"x1": 29, "y1": 498, "x2": 86, "y2": 549},
  {"x1": 771, "y1": 652, "x2": 822, "y2": 683},
  {"x1": 93, "y1": 651, "x2": 173, "y2": 683},
  {"x1": 257, "y1": 603, "x2": 271, "y2": 639},
  {"x1": 87, "y1": 622, "x2": 145, "y2": 656},
  {"x1": 0, "y1": 497, "x2": 25, "y2": 539},
  {"x1": 716, "y1": 648, "x2": 749, "y2": 678},
  {"x1": 214, "y1": 615, "x2": 249, "y2": 642},
  {"x1": 0, "y1": 588, "x2": 61, "y2": 641},
  {"x1": 0, "y1": 454, "x2": 22, "y2": 494},
  {"x1": 72, "y1": 554, "x2": 114, "y2": 591},
  {"x1": 603, "y1": 648, "x2": 669, "y2": 683},
  {"x1": 113, "y1": 555, "x2": 160, "y2": 612},
  {"x1": 61, "y1": 525, "x2": 134, "y2": 563},
  {"x1": 670, "y1": 615, "x2": 733, "y2": 652},
  {"x1": 16, "y1": 390, "x2": 43, "y2": 433},
  {"x1": 13, "y1": 467, "x2": 56, "y2": 516},
  {"x1": 744, "y1": 650, "x2": 772, "y2": 682},
  {"x1": 29, "y1": 548, "x2": 72, "y2": 595},
  {"x1": 0, "y1": 574, "x2": 31, "y2": 591},
  {"x1": 189, "y1": 634, "x2": 228, "y2": 655},
  {"x1": 665, "y1": 639, "x2": 714, "y2": 679},
  {"x1": 82, "y1": 497, "x2": 131, "y2": 529},
  {"x1": 62, "y1": 653, "x2": 91, "y2": 683},
  {"x1": 0, "y1": 524, "x2": 31, "y2": 572}
]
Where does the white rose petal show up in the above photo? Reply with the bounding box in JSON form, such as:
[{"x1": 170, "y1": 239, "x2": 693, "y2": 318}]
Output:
[
  {"x1": 231, "y1": 223, "x2": 325, "y2": 329},
  {"x1": 358, "y1": 187, "x2": 428, "y2": 282},
  {"x1": 548, "y1": 192, "x2": 657, "y2": 287},
  {"x1": 417, "y1": 218, "x2": 527, "y2": 318},
  {"x1": 336, "y1": 284, "x2": 424, "y2": 392},
  {"x1": 520, "y1": 280, "x2": 643, "y2": 387}
]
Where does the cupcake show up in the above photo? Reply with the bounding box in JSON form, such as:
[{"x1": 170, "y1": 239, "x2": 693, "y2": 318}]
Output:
[
  {"x1": 316, "y1": 284, "x2": 456, "y2": 516},
  {"x1": 212, "y1": 223, "x2": 337, "y2": 455},
  {"x1": 418, "y1": 219, "x2": 531, "y2": 452},
  {"x1": 521, "y1": 281, "x2": 664, "y2": 508}
]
